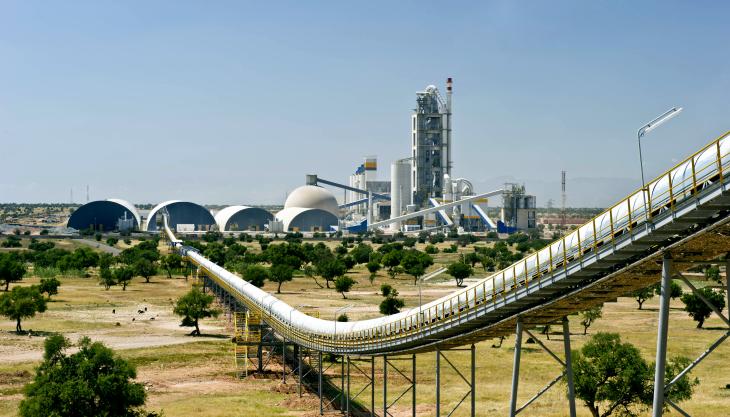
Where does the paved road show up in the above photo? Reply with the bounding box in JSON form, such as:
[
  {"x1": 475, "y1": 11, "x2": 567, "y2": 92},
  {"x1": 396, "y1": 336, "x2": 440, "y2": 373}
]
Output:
[{"x1": 76, "y1": 239, "x2": 122, "y2": 255}]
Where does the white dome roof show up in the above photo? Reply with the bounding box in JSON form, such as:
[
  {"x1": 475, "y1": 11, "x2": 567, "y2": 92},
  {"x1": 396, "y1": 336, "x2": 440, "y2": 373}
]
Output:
[{"x1": 284, "y1": 185, "x2": 339, "y2": 216}]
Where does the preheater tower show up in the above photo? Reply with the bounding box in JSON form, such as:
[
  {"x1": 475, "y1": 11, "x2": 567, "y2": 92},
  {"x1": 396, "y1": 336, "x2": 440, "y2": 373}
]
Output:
[{"x1": 411, "y1": 78, "x2": 452, "y2": 208}]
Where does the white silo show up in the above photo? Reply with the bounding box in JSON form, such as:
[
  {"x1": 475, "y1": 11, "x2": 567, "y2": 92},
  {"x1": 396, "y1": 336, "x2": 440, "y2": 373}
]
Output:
[{"x1": 390, "y1": 158, "x2": 412, "y2": 231}]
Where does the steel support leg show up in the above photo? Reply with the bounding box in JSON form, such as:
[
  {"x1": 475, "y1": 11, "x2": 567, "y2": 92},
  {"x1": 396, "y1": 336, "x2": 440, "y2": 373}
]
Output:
[
  {"x1": 436, "y1": 348, "x2": 440, "y2": 417},
  {"x1": 510, "y1": 319, "x2": 523, "y2": 417},
  {"x1": 726, "y1": 256, "x2": 730, "y2": 323},
  {"x1": 282, "y1": 340, "x2": 286, "y2": 384},
  {"x1": 346, "y1": 356, "x2": 351, "y2": 417},
  {"x1": 652, "y1": 255, "x2": 672, "y2": 417},
  {"x1": 562, "y1": 317, "x2": 577, "y2": 417},
  {"x1": 341, "y1": 357, "x2": 345, "y2": 412},
  {"x1": 470, "y1": 344, "x2": 475, "y2": 417},
  {"x1": 371, "y1": 356, "x2": 375, "y2": 417},
  {"x1": 319, "y1": 351, "x2": 323, "y2": 416},
  {"x1": 383, "y1": 355, "x2": 387, "y2": 417},
  {"x1": 298, "y1": 345, "x2": 302, "y2": 397},
  {"x1": 413, "y1": 354, "x2": 417, "y2": 417}
]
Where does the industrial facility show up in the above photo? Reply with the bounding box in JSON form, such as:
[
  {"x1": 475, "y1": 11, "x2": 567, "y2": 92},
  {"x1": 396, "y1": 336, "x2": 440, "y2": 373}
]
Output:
[
  {"x1": 66, "y1": 78, "x2": 536, "y2": 236},
  {"x1": 67, "y1": 199, "x2": 141, "y2": 232}
]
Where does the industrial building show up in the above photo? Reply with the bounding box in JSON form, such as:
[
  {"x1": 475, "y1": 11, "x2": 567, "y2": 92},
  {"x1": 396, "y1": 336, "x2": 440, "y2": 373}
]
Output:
[
  {"x1": 297, "y1": 78, "x2": 534, "y2": 234},
  {"x1": 411, "y1": 78, "x2": 452, "y2": 208},
  {"x1": 67, "y1": 199, "x2": 141, "y2": 232},
  {"x1": 214, "y1": 206, "x2": 273, "y2": 232},
  {"x1": 145, "y1": 200, "x2": 216, "y2": 232},
  {"x1": 273, "y1": 185, "x2": 339, "y2": 232}
]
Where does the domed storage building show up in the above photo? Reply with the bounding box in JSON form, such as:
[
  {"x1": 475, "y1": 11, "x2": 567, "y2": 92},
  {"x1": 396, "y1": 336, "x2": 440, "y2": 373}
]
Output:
[
  {"x1": 275, "y1": 185, "x2": 340, "y2": 232},
  {"x1": 215, "y1": 206, "x2": 273, "y2": 231},
  {"x1": 144, "y1": 200, "x2": 216, "y2": 232},
  {"x1": 67, "y1": 199, "x2": 141, "y2": 232}
]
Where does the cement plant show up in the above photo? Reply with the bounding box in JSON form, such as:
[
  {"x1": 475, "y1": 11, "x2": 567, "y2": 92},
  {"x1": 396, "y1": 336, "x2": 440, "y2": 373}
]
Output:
[{"x1": 2, "y1": 3, "x2": 729, "y2": 417}]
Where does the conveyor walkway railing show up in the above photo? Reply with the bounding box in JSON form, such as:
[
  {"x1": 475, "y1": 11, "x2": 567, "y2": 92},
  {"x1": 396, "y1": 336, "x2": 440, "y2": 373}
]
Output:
[{"x1": 165, "y1": 131, "x2": 730, "y2": 356}]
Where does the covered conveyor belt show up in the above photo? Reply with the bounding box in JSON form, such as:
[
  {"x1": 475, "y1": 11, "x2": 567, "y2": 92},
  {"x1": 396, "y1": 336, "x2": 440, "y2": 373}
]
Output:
[{"x1": 166, "y1": 131, "x2": 730, "y2": 356}]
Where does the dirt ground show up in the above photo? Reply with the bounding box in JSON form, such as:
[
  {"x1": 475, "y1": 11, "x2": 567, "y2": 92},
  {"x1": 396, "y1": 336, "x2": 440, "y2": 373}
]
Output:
[{"x1": 1, "y1": 242, "x2": 729, "y2": 417}]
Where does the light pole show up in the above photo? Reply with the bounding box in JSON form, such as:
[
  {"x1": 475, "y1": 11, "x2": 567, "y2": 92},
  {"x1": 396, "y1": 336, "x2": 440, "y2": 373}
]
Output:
[
  {"x1": 637, "y1": 107, "x2": 683, "y2": 218},
  {"x1": 333, "y1": 304, "x2": 354, "y2": 342}
]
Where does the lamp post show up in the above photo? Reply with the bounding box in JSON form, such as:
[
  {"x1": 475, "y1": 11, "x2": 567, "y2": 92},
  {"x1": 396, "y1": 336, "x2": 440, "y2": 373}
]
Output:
[
  {"x1": 333, "y1": 304, "x2": 354, "y2": 342},
  {"x1": 637, "y1": 107, "x2": 683, "y2": 218}
]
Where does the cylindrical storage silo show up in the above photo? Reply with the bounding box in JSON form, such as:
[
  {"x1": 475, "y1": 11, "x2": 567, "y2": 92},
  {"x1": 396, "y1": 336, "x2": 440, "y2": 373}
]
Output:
[{"x1": 390, "y1": 158, "x2": 412, "y2": 231}]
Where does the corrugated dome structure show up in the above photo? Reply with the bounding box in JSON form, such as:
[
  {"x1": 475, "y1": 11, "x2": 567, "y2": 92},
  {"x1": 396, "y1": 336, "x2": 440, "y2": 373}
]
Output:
[
  {"x1": 145, "y1": 200, "x2": 215, "y2": 232},
  {"x1": 284, "y1": 185, "x2": 340, "y2": 216},
  {"x1": 275, "y1": 207, "x2": 338, "y2": 232},
  {"x1": 215, "y1": 206, "x2": 273, "y2": 231},
  {"x1": 67, "y1": 199, "x2": 141, "y2": 232}
]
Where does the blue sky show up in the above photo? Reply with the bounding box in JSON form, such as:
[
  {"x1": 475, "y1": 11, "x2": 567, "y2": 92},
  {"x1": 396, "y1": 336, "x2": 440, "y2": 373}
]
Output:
[{"x1": 1, "y1": 1, "x2": 729, "y2": 207}]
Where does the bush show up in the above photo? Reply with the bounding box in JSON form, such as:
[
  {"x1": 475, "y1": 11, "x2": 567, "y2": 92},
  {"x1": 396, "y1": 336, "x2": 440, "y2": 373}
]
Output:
[
  {"x1": 424, "y1": 245, "x2": 439, "y2": 254},
  {"x1": 19, "y1": 335, "x2": 159, "y2": 417}
]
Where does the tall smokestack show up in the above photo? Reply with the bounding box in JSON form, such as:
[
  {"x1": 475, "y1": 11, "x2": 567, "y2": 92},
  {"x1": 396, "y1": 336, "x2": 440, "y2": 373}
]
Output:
[{"x1": 445, "y1": 77, "x2": 453, "y2": 176}]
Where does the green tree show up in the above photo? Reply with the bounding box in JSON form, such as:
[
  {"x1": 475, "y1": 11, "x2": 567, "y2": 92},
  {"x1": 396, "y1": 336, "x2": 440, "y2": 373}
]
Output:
[
  {"x1": 401, "y1": 250, "x2": 433, "y2": 284},
  {"x1": 334, "y1": 276, "x2": 356, "y2": 299},
  {"x1": 447, "y1": 262, "x2": 473, "y2": 287},
  {"x1": 0, "y1": 285, "x2": 47, "y2": 333},
  {"x1": 379, "y1": 284, "x2": 405, "y2": 315},
  {"x1": 269, "y1": 264, "x2": 293, "y2": 294},
  {"x1": 381, "y1": 249, "x2": 402, "y2": 270},
  {"x1": 630, "y1": 283, "x2": 658, "y2": 310},
  {"x1": 572, "y1": 332, "x2": 697, "y2": 417},
  {"x1": 173, "y1": 287, "x2": 220, "y2": 336},
  {"x1": 243, "y1": 264, "x2": 268, "y2": 288},
  {"x1": 317, "y1": 258, "x2": 347, "y2": 289},
  {"x1": 160, "y1": 253, "x2": 183, "y2": 279},
  {"x1": 134, "y1": 258, "x2": 157, "y2": 283},
  {"x1": 114, "y1": 266, "x2": 134, "y2": 291},
  {"x1": 99, "y1": 266, "x2": 117, "y2": 290},
  {"x1": 366, "y1": 260, "x2": 381, "y2": 275},
  {"x1": 106, "y1": 237, "x2": 119, "y2": 246},
  {"x1": 680, "y1": 287, "x2": 726, "y2": 328},
  {"x1": 579, "y1": 305, "x2": 603, "y2": 335},
  {"x1": 38, "y1": 277, "x2": 61, "y2": 300},
  {"x1": 19, "y1": 335, "x2": 158, "y2": 417},
  {"x1": 0, "y1": 252, "x2": 27, "y2": 291}
]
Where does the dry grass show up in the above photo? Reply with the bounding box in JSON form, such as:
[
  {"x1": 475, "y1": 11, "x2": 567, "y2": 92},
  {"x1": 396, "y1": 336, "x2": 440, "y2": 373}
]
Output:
[{"x1": 0, "y1": 240, "x2": 728, "y2": 417}]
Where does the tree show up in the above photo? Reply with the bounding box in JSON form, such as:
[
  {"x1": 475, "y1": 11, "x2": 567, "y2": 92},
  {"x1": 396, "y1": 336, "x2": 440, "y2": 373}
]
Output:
[
  {"x1": 134, "y1": 258, "x2": 157, "y2": 283},
  {"x1": 38, "y1": 277, "x2": 60, "y2": 300},
  {"x1": 381, "y1": 250, "x2": 403, "y2": 278},
  {"x1": 19, "y1": 335, "x2": 158, "y2": 417},
  {"x1": 0, "y1": 252, "x2": 27, "y2": 291},
  {"x1": 379, "y1": 284, "x2": 405, "y2": 315},
  {"x1": 160, "y1": 253, "x2": 183, "y2": 279},
  {"x1": 243, "y1": 265, "x2": 268, "y2": 288},
  {"x1": 579, "y1": 305, "x2": 603, "y2": 335},
  {"x1": 630, "y1": 283, "x2": 658, "y2": 310},
  {"x1": 349, "y1": 243, "x2": 373, "y2": 264},
  {"x1": 106, "y1": 237, "x2": 119, "y2": 247},
  {"x1": 366, "y1": 260, "x2": 381, "y2": 275},
  {"x1": 401, "y1": 250, "x2": 433, "y2": 284},
  {"x1": 572, "y1": 332, "x2": 697, "y2": 417},
  {"x1": 114, "y1": 266, "x2": 134, "y2": 291},
  {"x1": 99, "y1": 266, "x2": 117, "y2": 290},
  {"x1": 0, "y1": 285, "x2": 47, "y2": 333},
  {"x1": 173, "y1": 287, "x2": 220, "y2": 336},
  {"x1": 334, "y1": 276, "x2": 356, "y2": 299},
  {"x1": 680, "y1": 287, "x2": 726, "y2": 328},
  {"x1": 269, "y1": 264, "x2": 293, "y2": 294},
  {"x1": 447, "y1": 262, "x2": 473, "y2": 287},
  {"x1": 317, "y1": 258, "x2": 347, "y2": 289}
]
